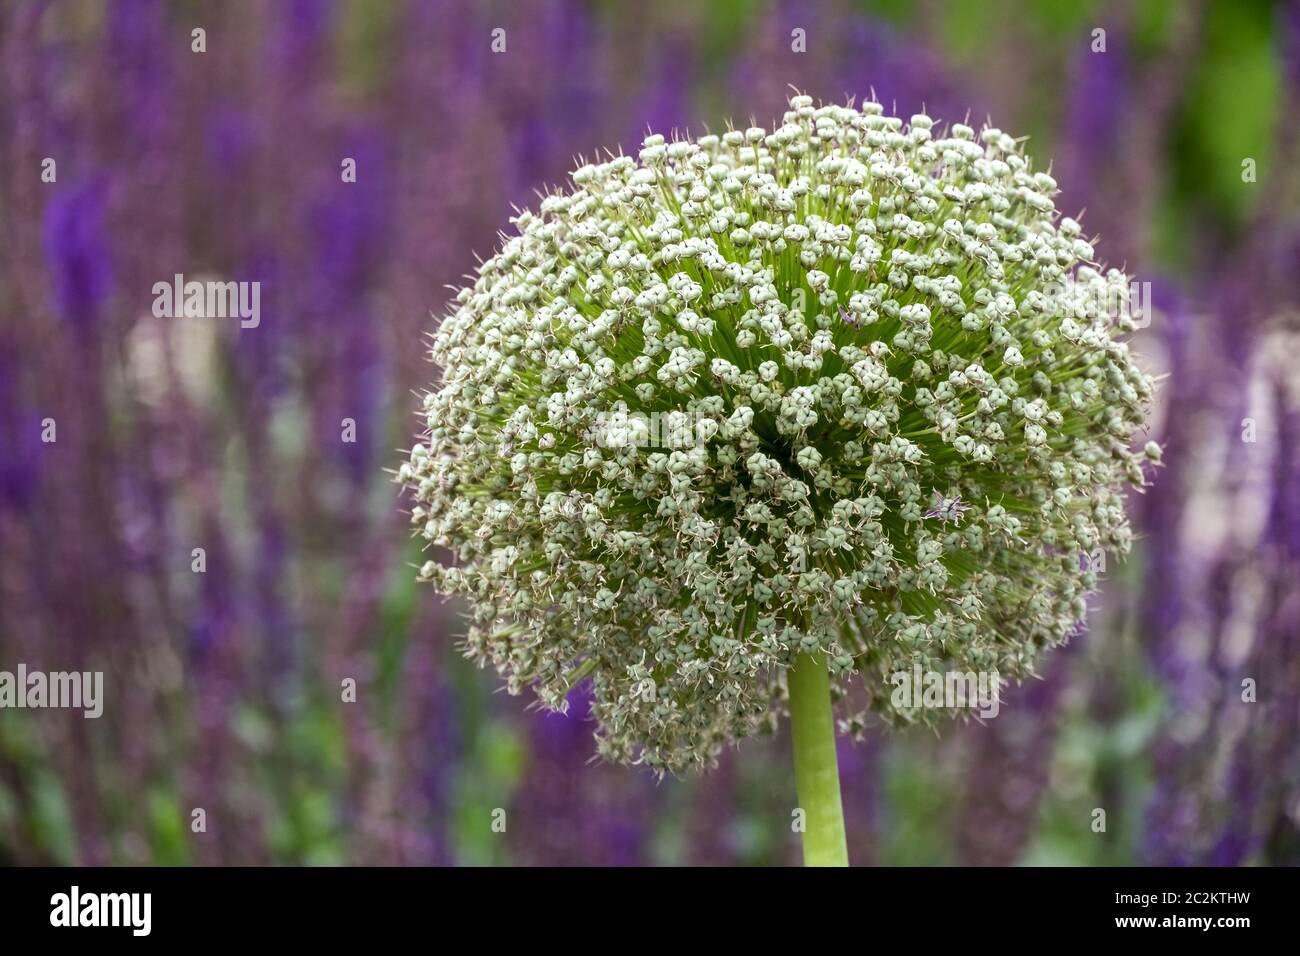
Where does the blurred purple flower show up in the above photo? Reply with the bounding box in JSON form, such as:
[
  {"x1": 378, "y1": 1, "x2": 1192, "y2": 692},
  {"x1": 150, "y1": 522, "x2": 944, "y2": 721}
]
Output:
[
  {"x1": 1058, "y1": 26, "x2": 1129, "y2": 211},
  {"x1": 43, "y1": 179, "x2": 112, "y2": 331}
]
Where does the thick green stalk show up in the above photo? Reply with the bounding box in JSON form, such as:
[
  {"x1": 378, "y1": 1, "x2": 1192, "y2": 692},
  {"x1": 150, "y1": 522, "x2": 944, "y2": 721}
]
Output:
[{"x1": 788, "y1": 652, "x2": 849, "y2": 866}]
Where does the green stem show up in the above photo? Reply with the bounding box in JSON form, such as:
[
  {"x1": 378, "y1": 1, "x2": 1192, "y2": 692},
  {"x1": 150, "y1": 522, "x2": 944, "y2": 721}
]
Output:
[{"x1": 788, "y1": 652, "x2": 849, "y2": 866}]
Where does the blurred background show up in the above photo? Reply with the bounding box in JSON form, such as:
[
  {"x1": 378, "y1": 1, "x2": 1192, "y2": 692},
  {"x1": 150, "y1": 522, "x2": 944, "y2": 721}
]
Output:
[{"x1": 1, "y1": 0, "x2": 1298, "y2": 866}]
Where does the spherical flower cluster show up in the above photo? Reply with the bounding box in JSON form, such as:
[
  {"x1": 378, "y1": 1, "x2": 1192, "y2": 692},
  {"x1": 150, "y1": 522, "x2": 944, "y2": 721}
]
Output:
[{"x1": 400, "y1": 94, "x2": 1159, "y2": 774}]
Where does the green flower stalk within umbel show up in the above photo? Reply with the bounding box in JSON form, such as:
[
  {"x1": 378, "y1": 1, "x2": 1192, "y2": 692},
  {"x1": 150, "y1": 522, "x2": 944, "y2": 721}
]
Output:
[{"x1": 401, "y1": 95, "x2": 1158, "y2": 830}]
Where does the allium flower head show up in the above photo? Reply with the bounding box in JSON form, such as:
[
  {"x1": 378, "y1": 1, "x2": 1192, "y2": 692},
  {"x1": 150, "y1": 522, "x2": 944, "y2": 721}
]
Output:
[{"x1": 401, "y1": 94, "x2": 1158, "y2": 773}]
